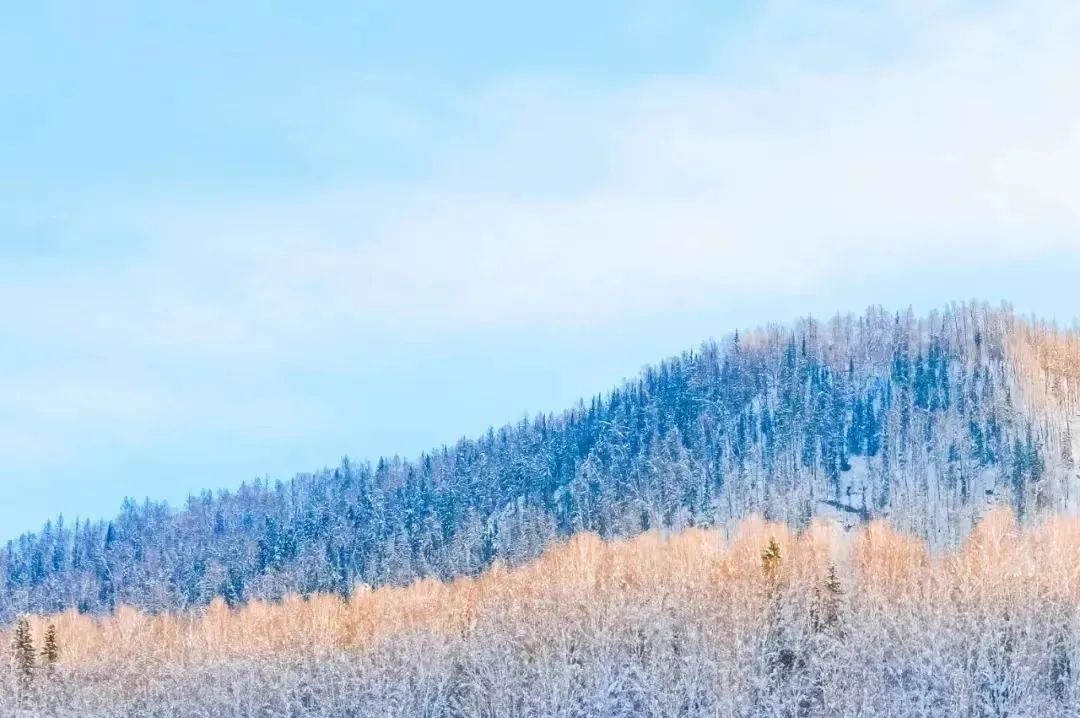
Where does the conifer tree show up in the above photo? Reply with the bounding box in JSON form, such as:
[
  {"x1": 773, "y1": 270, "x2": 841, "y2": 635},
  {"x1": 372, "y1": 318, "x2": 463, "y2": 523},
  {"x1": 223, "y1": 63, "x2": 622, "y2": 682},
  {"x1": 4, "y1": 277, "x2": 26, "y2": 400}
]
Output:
[
  {"x1": 761, "y1": 537, "x2": 800, "y2": 697},
  {"x1": 824, "y1": 563, "x2": 842, "y2": 598},
  {"x1": 10, "y1": 616, "x2": 35, "y2": 693},
  {"x1": 41, "y1": 623, "x2": 58, "y2": 670},
  {"x1": 762, "y1": 538, "x2": 782, "y2": 578},
  {"x1": 814, "y1": 563, "x2": 843, "y2": 632}
]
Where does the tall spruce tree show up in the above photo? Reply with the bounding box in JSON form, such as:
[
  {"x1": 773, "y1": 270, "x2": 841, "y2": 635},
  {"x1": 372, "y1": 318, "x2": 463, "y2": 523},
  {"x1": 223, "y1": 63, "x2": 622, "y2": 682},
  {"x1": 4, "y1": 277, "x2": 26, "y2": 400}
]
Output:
[
  {"x1": 41, "y1": 623, "x2": 59, "y2": 671},
  {"x1": 814, "y1": 563, "x2": 843, "y2": 632},
  {"x1": 11, "y1": 616, "x2": 35, "y2": 693},
  {"x1": 762, "y1": 538, "x2": 782, "y2": 578}
]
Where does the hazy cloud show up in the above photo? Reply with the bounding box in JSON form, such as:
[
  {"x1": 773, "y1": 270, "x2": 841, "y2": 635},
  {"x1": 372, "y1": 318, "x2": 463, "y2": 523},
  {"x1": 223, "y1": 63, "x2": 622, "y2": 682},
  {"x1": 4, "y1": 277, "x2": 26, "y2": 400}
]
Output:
[{"x1": 2, "y1": 0, "x2": 1078, "y2": 517}]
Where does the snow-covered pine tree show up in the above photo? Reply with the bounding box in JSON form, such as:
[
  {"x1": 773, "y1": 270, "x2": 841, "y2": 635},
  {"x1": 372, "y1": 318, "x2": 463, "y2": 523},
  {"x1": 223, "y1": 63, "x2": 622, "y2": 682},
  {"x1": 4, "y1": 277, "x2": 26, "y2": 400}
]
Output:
[
  {"x1": 10, "y1": 616, "x2": 34, "y2": 693},
  {"x1": 41, "y1": 624, "x2": 58, "y2": 670},
  {"x1": 762, "y1": 538, "x2": 782, "y2": 576},
  {"x1": 814, "y1": 563, "x2": 843, "y2": 632}
]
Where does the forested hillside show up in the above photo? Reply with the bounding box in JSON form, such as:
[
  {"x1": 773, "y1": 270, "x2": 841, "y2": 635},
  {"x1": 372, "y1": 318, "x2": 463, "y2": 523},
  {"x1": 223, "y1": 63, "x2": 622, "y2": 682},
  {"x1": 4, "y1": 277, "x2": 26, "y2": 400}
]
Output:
[
  {"x1": 3, "y1": 303, "x2": 1079, "y2": 619},
  {"x1": 3, "y1": 509, "x2": 1079, "y2": 717}
]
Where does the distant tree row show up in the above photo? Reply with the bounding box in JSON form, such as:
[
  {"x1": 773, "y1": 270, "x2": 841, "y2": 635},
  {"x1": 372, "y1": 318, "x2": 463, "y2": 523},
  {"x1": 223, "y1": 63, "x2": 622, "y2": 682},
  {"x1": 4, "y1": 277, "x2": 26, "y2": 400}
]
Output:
[
  {"x1": 2, "y1": 302, "x2": 1078, "y2": 619},
  {"x1": 1, "y1": 509, "x2": 1076, "y2": 717}
]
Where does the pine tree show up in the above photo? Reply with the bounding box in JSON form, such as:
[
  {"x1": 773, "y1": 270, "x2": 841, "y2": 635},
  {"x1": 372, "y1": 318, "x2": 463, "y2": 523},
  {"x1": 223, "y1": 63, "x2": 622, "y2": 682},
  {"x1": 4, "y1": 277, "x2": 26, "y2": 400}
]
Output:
[
  {"x1": 40, "y1": 624, "x2": 58, "y2": 670},
  {"x1": 814, "y1": 563, "x2": 843, "y2": 632},
  {"x1": 824, "y1": 563, "x2": 842, "y2": 598},
  {"x1": 762, "y1": 538, "x2": 782, "y2": 578},
  {"x1": 10, "y1": 616, "x2": 35, "y2": 693}
]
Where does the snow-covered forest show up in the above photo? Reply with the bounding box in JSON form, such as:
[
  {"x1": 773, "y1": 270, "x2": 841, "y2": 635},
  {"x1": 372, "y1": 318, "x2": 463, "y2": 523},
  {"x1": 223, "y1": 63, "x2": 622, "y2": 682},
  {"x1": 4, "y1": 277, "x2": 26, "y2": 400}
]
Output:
[
  {"x1": 2, "y1": 303, "x2": 1079, "y2": 621},
  {"x1": 3, "y1": 508, "x2": 1079, "y2": 717}
]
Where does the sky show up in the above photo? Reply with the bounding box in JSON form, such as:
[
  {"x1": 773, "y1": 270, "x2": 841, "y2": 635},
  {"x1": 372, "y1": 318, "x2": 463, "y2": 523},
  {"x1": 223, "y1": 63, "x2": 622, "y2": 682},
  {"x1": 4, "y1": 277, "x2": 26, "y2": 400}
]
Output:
[{"x1": 2, "y1": 0, "x2": 1079, "y2": 540}]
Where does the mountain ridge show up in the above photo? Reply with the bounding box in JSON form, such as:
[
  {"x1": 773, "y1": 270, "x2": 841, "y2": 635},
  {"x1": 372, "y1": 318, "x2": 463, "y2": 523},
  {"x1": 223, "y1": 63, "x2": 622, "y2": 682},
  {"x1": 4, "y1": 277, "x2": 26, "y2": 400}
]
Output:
[{"x1": 3, "y1": 301, "x2": 1078, "y2": 619}]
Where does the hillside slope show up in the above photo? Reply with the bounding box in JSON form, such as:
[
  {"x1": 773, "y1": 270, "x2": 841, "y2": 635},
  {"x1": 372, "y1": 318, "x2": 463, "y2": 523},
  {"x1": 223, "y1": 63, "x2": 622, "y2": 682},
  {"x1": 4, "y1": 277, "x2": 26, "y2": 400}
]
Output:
[
  {"x1": 3, "y1": 509, "x2": 1079, "y2": 716},
  {"x1": 2, "y1": 302, "x2": 1078, "y2": 618}
]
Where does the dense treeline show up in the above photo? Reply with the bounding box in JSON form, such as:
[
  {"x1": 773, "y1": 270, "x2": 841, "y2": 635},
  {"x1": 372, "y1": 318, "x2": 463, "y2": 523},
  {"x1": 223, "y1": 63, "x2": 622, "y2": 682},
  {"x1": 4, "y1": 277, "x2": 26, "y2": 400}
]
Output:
[
  {"x1": 3, "y1": 509, "x2": 1079, "y2": 717},
  {"x1": 2, "y1": 302, "x2": 1078, "y2": 618}
]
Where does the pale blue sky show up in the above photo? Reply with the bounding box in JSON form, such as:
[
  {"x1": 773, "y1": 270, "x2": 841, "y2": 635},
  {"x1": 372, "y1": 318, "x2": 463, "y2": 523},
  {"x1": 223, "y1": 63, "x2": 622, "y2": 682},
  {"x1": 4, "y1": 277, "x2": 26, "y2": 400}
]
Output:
[{"x1": 2, "y1": 0, "x2": 1079, "y2": 539}]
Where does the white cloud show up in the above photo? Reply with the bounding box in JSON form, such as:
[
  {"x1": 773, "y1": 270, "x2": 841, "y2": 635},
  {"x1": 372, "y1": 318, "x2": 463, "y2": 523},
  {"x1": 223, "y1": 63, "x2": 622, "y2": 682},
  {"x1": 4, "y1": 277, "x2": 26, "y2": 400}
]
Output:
[
  {"x1": 81, "y1": 0, "x2": 1076, "y2": 338},
  {"x1": 3, "y1": 0, "x2": 1080, "y2": 466}
]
